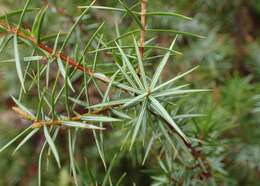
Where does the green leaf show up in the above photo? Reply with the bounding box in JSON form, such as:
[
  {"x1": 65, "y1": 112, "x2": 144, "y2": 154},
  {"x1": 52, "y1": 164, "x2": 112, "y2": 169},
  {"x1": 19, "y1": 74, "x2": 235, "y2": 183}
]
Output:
[
  {"x1": 60, "y1": 0, "x2": 96, "y2": 51},
  {"x1": 152, "y1": 66, "x2": 199, "y2": 92},
  {"x1": 32, "y1": 6, "x2": 48, "y2": 43},
  {"x1": 118, "y1": 0, "x2": 143, "y2": 29},
  {"x1": 130, "y1": 99, "x2": 147, "y2": 150},
  {"x1": 13, "y1": 34, "x2": 26, "y2": 92},
  {"x1": 106, "y1": 28, "x2": 203, "y2": 46},
  {"x1": 106, "y1": 29, "x2": 139, "y2": 45},
  {"x1": 115, "y1": 173, "x2": 127, "y2": 186},
  {"x1": 102, "y1": 154, "x2": 118, "y2": 186},
  {"x1": 89, "y1": 45, "x2": 182, "y2": 56},
  {"x1": 0, "y1": 36, "x2": 12, "y2": 54},
  {"x1": 57, "y1": 57, "x2": 75, "y2": 92},
  {"x1": 133, "y1": 37, "x2": 148, "y2": 88},
  {"x1": 146, "y1": 28, "x2": 205, "y2": 39},
  {"x1": 69, "y1": 97, "x2": 90, "y2": 107},
  {"x1": 92, "y1": 34, "x2": 102, "y2": 71},
  {"x1": 80, "y1": 115, "x2": 121, "y2": 122},
  {"x1": 62, "y1": 121, "x2": 105, "y2": 130},
  {"x1": 142, "y1": 135, "x2": 155, "y2": 165},
  {"x1": 78, "y1": 6, "x2": 191, "y2": 20},
  {"x1": 93, "y1": 72, "x2": 142, "y2": 94},
  {"x1": 69, "y1": 97, "x2": 88, "y2": 107},
  {"x1": 122, "y1": 93, "x2": 147, "y2": 108},
  {"x1": 116, "y1": 42, "x2": 144, "y2": 90},
  {"x1": 80, "y1": 22, "x2": 104, "y2": 61},
  {"x1": 149, "y1": 96, "x2": 190, "y2": 144},
  {"x1": 102, "y1": 70, "x2": 120, "y2": 103},
  {"x1": 87, "y1": 98, "x2": 131, "y2": 109},
  {"x1": 173, "y1": 114, "x2": 205, "y2": 120},
  {"x1": 114, "y1": 59, "x2": 138, "y2": 89},
  {"x1": 150, "y1": 35, "x2": 178, "y2": 89},
  {"x1": 36, "y1": 91, "x2": 46, "y2": 120},
  {"x1": 40, "y1": 32, "x2": 67, "y2": 42},
  {"x1": 13, "y1": 128, "x2": 39, "y2": 154},
  {"x1": 78, "y1": 6, "x2": 126, "y2": 12},
  {"x1": 0, "y1": 8, "x2": 38, "y2": 20},
  {"x1": 18, "y1": 0, "x2": 32, "y2": 28},
  {"x1": 46, "y1": 127, "x2": 60, "y2": 169},
  {"x1": 158, "y1": 159, "x2": 169, "y2": 173},
  {"x1": 93, "y1": 130, "x2": 107, "y2": 170},
  {"x1": 85, "y1": 157, "x2": 96, "y2": 185},
  {"x1": 154, "y1": 89, "x2": 210, "y2": 98},
  {"x1": 23, "y1": 56, "x2": 43, "y2": 62},
  {"x1": 53, "y1": 32, "x2": 61, "y2": 55},
  {"x1": 158, "y1": 122, "x2": 178, "y2": 154},
  {"x1": 111, "y1": 109, "x2": 132, "y2": 120},
  {"x1": 38, "y1": 141, "x2": 47, "y2": 186},
  {"x1": 153, "y1": 84, "x2": 190, "y2": 94},
  {"x1": 68, "y1": 129, "x2": 79, "y2": 186},
  {"x1": 43, "y1": 125, "x2": 61, "y2": 168},
  {"x1": 145, "y1": 11, "x2": 191, "y2": 20},
  {"x1": 0, "y1": 126, "x2": 31, "y2": 153}
]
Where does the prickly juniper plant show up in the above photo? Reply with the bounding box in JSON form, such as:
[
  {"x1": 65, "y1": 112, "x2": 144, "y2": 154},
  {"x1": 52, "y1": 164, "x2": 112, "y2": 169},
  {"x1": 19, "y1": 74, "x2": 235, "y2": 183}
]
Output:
[{"x1": 0, "y1": 0, "x2": 215, "y2": 185}]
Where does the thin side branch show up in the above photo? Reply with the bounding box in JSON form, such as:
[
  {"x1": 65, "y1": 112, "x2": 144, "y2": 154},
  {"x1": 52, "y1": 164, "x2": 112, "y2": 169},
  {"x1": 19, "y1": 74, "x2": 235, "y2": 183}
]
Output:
[
  {"x1": 140, "y1": 0, "x2": 148, "y2": 58},
  {"x1": 12, "y1": 107, "x2": 107, "y2": 129}
]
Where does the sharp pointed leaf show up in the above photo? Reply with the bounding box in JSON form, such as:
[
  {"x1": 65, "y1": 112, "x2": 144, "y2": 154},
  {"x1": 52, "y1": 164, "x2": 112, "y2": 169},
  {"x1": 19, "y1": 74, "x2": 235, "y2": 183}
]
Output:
[
  {"x1": 43, "y1": 125, "x2": 61, "y2": 168},
  {"x1": 149, "y1": 96, "x2": 190, "y2": 144},
  {"x1": 57, "y1": 57, "x2": 75, "y2": 92},
  {"x1": 130, "y1": 99, "x2": 147, "y2": 150},
  {"x1": 133, "y1": 37, "x2": 148, "y2": 88},
  {"x1": 32, "y1": 6, "x2": 48, "y2": 43},
  {"x1": 102, "y1": 154, "x2": 118, "y2": 186},
  {"x1": 118, "y1": 0, "x2": 143, "y2": 29},
  {"x1": 87, "y1": 98, "x2": 132, "y2": 109},
  {"x1": 60, "y1": 0, "x2": 96, "y2": 51},
  {"x1": 122, "y1": 93, "x2": 146, "y2": 108},
  {"x1": 154, "y1": 89, "x2": 211, "y2": 98},
  {"x1": 13, "y1": 34, "x2": 25, "y2": 92},
  {"x1": 150, "y1": 35, "x2": 178, "y2": 89},
  {"x1": 153, "y1": 66, "x2": 199, "y2": 92},
  {"x1": 116, "y1": 42, "x2": 144, "y2": 90},
  {"x1": 18, "y1": 0, "x2": 32, "y2": 28},
  {"x1": 13, "y1": 128, "x2": 39, "y2": 154},
  {"x1": 80, "y1": 115, "x2": 121, "y2": 122},
  {"x1": 62, "y1": 121, "x2": 105, "y2": 130},
  {"x1": 0, "y1": 126, "x2": 31, "y2": 153}
]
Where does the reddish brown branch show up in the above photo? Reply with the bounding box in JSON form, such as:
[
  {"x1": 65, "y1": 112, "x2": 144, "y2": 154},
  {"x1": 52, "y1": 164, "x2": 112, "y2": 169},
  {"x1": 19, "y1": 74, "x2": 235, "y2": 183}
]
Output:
[{"x1": 140, "y1": 0, "x2": 148, "y2": 58}]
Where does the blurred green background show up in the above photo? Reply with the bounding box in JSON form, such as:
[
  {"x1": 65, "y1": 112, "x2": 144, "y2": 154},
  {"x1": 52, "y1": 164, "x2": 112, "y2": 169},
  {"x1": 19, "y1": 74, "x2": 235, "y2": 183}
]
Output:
[{"x1": 0, "y1": 0, "x2": 260, "y2": 185}]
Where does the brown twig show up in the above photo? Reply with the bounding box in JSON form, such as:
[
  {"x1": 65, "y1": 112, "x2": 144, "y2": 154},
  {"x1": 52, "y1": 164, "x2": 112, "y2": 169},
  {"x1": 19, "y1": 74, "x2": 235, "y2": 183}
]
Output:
[
  {"x1": 12, "y1": 106, "x2": 108, "y2": 129},
  {"x1": 140, "y1": 0, "x2": 148, "y2": 58}
]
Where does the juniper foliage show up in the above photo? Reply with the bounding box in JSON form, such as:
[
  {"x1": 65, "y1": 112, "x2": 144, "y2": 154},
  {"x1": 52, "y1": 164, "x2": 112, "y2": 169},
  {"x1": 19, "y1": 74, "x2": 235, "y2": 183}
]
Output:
[{"x1": 0, "y1": 0, "x2": 259, "y2": 186}]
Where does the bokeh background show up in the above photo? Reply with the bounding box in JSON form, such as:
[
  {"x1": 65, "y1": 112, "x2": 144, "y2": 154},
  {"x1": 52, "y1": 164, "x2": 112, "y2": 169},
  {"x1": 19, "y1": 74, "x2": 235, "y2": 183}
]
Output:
[{"x1": 0, "y1": 0, "x2": 260, "y2": 185}]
